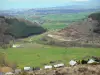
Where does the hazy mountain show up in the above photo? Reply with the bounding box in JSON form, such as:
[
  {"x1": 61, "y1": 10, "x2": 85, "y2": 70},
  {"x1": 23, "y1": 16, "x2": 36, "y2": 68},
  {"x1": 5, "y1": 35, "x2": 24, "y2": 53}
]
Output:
[{"x1": 0, "y1": 4, "x2": 100, "y2": 16}]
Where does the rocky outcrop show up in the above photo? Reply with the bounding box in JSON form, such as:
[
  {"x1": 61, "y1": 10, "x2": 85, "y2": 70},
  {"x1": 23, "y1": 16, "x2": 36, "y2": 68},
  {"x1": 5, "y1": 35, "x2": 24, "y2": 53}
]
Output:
[{"x1": 22, "y1": 65, "x2": 100, "y2": 75}]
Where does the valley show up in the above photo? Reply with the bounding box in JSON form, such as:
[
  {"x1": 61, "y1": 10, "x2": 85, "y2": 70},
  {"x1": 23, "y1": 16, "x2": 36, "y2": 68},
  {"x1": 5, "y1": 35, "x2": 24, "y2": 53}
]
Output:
[{"x1": 0, "y1": 6, "x2": 100, "y2": 75}]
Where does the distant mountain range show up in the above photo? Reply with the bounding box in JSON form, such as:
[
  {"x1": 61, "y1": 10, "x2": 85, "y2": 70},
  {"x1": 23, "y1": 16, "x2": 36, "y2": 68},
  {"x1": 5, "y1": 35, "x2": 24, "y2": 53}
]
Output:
[{"x1": 0, "y1": 5, "x2": 100, "y2": 16}]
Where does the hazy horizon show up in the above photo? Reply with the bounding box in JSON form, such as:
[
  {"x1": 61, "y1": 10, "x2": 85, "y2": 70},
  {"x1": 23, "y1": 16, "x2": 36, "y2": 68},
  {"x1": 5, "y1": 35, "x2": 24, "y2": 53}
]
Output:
[{"x1": 1, "y1": 0, "x2": 100, "y2": 10}]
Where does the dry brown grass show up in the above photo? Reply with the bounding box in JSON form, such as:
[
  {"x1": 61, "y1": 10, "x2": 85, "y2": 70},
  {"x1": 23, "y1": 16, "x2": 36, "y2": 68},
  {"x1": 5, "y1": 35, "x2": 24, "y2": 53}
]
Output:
[{"x1": 0, "y1": 67, "x2": 13, "y2": 73}]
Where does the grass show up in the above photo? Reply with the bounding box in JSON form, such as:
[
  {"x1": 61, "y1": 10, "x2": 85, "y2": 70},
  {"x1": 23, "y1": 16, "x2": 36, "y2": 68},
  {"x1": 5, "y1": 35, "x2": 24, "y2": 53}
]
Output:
[
  {"x1": 41, "y1": 12, "x2": 91, "y2": 30},
  {"x1": 42, "y1": 22, "x2": 69, "y2": 30},
  {"x1": 1, "y1": 11, "x2": 100, "y2": 68},
  {"x1": 0, "y1": 45, "x2": 100, "y2": 68},
  {"x1": 42, "y1": 13, "x2": 89, "y2": 21},
  {"x1": 16, "y1": 12, "x2": 93, "y2": 31}
]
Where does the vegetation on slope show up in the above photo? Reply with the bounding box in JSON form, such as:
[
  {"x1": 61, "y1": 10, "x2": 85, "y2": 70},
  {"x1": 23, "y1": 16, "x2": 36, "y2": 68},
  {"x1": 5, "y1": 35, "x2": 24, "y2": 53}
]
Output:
[
  {"x1": 5, "y1": 17, "x2": 46, "y2": 38},
  {"x1": 88, "y1": 12, "x2": 100, "y2": 34},
  {"x1": 0, "y1": 16, "x2": 46, "y2": 47},
  {"x1": 0, "y1": 16, "x2": 13, "y2": 48},
  {"x1": 0, "y1": 52, "x2": 17, "y2": 69},
  {"x1": 88, "y1": 12, "x2": 100, "y2": 21},
  {"x1": 40, "y1": 12, "x2": 100, "y2": 47}
]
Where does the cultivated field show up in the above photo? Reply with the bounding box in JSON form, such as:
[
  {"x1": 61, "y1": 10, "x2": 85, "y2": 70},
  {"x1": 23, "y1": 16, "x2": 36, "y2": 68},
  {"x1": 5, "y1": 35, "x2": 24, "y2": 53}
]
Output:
[{"x1": 16, "y1": 12, "x2": 92, "y2": 30}]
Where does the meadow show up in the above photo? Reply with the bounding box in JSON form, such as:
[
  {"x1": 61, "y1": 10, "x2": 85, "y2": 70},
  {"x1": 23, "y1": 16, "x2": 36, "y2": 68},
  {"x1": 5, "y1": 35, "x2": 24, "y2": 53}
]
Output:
[
  {"x1": 0, "y1": 11, "x2": 100, "y2": 68},
  {"x1": 0, "y1": 44, "x2": 100, "y2": 68},
  {"x1": 40, "y1": 12, "x2": 91, "y2": 30},
  {"x1": 16, "y1": 12, "x2": 92, "y2": 30}
]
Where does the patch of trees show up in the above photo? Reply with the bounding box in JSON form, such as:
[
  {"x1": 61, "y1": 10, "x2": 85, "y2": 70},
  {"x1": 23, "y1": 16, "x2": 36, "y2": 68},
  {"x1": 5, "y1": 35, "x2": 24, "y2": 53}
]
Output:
[
  {"x1": 88, "y1": 12, "x2": 100, "y2": 21},
  {"x1": 0, "y1": 16, "x2": 46, "y2": 48},
  {"x1": 5, "y1": 17, "x2": 46, "y2": 38},
  {"x1": 0, "y1": 52, "x2": 17, "y2": 69},
  {"x1": 0, "y1": 16, "x2": 13, "y2": 48},
  {"x1": 88, "y1": 12, "x2": 100, "y2": 34},
  {"x1": 0, "y1": 52, "x2": 8, "y2": 67}
]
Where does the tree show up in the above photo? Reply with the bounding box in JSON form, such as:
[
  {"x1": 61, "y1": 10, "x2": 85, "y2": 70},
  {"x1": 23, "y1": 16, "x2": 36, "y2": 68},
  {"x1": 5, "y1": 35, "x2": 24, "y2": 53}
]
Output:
[
  {"x1": 0, "y1": 17, "x2": 12, "y2": 48},
  {"x1": 0, "y1": 52, "x2": 8, "y2": 66}
]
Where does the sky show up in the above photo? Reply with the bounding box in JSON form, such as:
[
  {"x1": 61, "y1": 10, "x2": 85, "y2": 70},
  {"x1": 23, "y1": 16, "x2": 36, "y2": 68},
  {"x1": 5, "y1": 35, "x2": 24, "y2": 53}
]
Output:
[{"x1": 0, "y1": 0, "x2": 100, "y2": 10}]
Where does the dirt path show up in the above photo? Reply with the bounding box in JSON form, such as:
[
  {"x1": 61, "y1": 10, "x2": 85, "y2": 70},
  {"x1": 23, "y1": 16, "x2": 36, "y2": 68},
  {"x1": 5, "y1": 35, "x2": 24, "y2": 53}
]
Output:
[{"x1": 47, "y1": 34, "x2": 78, "y2": 41}]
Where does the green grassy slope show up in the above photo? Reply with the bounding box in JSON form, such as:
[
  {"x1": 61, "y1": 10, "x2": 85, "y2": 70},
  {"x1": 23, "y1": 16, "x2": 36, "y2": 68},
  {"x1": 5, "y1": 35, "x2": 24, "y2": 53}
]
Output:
[
  {"x1": 4, "y1": 17, "x2": 46, "y2": 38},
  {"x1": 0, "y1": 45, "x2": 100, "y2": 68}
]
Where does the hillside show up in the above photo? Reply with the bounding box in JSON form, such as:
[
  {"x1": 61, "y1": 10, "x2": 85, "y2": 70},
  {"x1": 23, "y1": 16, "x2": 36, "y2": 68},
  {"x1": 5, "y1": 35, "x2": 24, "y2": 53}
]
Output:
[
  {"x1": 41, "y1": 12, "x2": 100, "y2": 47},
  {"x1": 0, "y1": 16, "x2": 46, "y2": 47},
  {"x1": 0, "y1": 16, "x2": 46, "y2": 38}
]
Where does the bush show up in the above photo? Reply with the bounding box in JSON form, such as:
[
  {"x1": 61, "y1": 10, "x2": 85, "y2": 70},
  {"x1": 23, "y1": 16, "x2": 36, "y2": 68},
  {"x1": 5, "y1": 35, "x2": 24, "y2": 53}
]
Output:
[{"x1": 0, "y1": 52, "x2": 18, "y2": 70}]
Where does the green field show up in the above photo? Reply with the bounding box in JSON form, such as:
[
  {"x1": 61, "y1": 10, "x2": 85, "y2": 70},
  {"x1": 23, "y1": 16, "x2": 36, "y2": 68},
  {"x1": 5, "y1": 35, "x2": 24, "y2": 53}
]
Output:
[
  {"x1": 16, "y1": 12, "x2": 92, "y2": 30},
  {"x1": 0, "y1": 44, "x2": 100, "y2": 68},
  {"x1": 41, "y1": 12, "x2": 91, "y2": 30}
]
